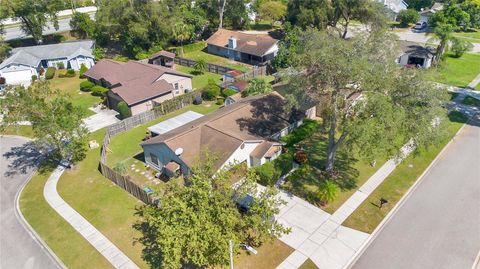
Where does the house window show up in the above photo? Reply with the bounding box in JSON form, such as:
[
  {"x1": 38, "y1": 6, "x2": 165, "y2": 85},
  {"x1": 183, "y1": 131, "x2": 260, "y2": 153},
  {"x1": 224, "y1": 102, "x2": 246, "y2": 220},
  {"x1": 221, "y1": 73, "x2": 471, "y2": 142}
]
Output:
[
  {"x1": 150, "y1": 153, "x2": 159, "y2": 166},
  {"x1": 174, "y1": 83, "x2": 179, "y2": 94}
]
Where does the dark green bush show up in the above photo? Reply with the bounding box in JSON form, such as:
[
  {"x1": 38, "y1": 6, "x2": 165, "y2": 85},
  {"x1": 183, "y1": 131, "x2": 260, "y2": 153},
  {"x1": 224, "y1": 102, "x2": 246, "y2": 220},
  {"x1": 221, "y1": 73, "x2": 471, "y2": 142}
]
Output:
[
  {"x1": 222, "y1": 88, "x2": 238, "y2": 97},
  {"x1": 117, "y1": 101, "x2": 131, "y2": 119},
  {"x1": 56, "y1": 62, "x2": 65, "y2": 69},
  {"x1": 281, "y1": 119, "x2": 319, "y2": 147},
  {"x1": 45, "y1": 67, "x2": 56, "y2": 80},
  {"x1": 398, "y1": 9, "x2": 419, "y2": 27},
  {"x1": 216, "y1": 97, "x2": 225, "y2": 105},
  {"x1": 65, "y1": 69, "x2": 76, "y2": 77},
  {"x1": 79, "y1": 63, "x2": 88, "y2": 78},
  {"x1": 253, "y1": 152, "x2": 293, "y2": 186},
  {"x1": 202, "y1": 79, "x2": 220, "y2": 100},
  {"x1": 80, "y1": 81, "x2": 94, "y2": 91},
  {"x1": 91, "y1": 85, "x2": 109, "y2": 97},
  {"x1": 31, "y1": 75, "x2": 37, "y2": 82}
]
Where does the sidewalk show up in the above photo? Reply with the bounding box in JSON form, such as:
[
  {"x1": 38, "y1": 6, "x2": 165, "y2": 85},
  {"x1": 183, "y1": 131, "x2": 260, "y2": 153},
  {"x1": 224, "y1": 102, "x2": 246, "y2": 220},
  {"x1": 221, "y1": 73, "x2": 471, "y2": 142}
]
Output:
[
  {"x1": 43, "y1": 164, "x2": 139, "y2": 269},
  {"x1": 276, "y1": 143, "x2": 414, "y2": 269}
]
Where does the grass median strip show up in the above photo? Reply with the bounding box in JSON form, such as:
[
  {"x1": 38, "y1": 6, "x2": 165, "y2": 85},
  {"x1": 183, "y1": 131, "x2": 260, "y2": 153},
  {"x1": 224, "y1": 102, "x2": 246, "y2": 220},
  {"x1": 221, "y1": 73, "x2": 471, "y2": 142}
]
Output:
[
  {"x1": 342, "y1": 112, "x2": 467, "y2": 233},
  {"x1": 20, "y1": 169, "x2": 113, "y2": 269}
]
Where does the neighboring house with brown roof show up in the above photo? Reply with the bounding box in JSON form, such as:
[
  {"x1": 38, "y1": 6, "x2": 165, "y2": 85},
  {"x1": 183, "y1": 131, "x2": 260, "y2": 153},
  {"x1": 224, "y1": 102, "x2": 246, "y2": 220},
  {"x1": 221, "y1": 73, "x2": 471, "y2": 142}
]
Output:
[
  {"x1": 148, "y1": 50, "x2": 176, "y2": 68},
  {"x1": 141, "y1": 92, "x2": 305, "y2": 177},
  {"x1": 206, "y1": 29, "x2": 279, "y2": 65},
  {"x1": 84, "y1": 60, "x2": 193, "y2": 115}
]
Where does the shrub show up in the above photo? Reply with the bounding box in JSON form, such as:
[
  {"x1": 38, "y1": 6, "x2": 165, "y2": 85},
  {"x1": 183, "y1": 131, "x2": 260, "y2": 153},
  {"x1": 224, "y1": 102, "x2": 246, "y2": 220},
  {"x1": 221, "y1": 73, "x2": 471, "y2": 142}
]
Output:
[
  {"x1": 202, "y1": 79, "x2": 220, "y2": 100},
  {"x1": 254, "y1": 161, "x2": 280, "y2": 186},
  {"x1": 56, "y1": 62, "x2": 65, "y2": 69},
  {"x1": 398, "y1": 9, "x2": 420, "y2": 27},
  {"x1": 450, "y1": 38, "x2": 473, "y2": 58},
  {"x1": 79, "y1": 63, "x2": 88, "y2": 78},
  {"x1": 31, "y1": 75, "x2": 37, "y2": 82},
  {"x1": 80, "y1": 81, "x2": 94, "y2": 91},
  {"x1": 216, "y1": 97, "x2": 224, "y2": 105},
  {"x1": 113, "y1": 162, "x2": 128, "y2": 175},
  {"x1": 281, "y1": 119, "x2": 319, "y2": 147},
  {"x1": 117, "y1": 101, "x2": 131, "y2": 119},
  {"x1": 318, "y1": 180, "x2": 339, "y2": 205},
  {"x1": 65, "y1": 69, "x2": 76, "y2": 77},
  {"x1": 193, "y1": 59, "x2": 207, "y2": 74},
  {"x1": 222, "y1": 88, "x2": 238, "y2": 97},
  {"x1": 91, "y1": 85, "x2": 109, "y2": 97},
  {"x1": 45, "y1": 67, "x2": 56, "y2": 80}
]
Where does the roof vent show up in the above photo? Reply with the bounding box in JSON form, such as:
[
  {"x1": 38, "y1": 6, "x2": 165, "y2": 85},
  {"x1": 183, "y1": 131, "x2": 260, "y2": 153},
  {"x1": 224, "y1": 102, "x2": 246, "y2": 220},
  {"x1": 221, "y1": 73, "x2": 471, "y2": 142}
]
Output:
[{"x1": 175, "y1": 148, "x2": 184, "y2": 156}]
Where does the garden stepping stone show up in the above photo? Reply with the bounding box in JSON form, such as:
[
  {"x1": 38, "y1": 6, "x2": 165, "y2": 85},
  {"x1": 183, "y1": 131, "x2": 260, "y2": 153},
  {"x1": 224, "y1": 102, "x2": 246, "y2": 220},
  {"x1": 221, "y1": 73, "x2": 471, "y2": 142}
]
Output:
[{"x1": 135, "y1": 169, "x2": 140, "y2": 172}]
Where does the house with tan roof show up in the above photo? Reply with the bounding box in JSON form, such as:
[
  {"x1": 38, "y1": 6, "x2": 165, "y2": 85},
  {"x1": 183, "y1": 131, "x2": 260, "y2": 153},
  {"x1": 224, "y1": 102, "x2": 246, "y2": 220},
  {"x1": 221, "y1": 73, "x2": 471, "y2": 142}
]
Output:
[
  {"x1": 141, "y1": 92, "x2": 306, "y2": 177},
  {"x1": 84, "y1": 60, "x2": 192, "y2": 116},
  {"x1": 206, "y1": 29, "x2": 279, "y2": 65}
]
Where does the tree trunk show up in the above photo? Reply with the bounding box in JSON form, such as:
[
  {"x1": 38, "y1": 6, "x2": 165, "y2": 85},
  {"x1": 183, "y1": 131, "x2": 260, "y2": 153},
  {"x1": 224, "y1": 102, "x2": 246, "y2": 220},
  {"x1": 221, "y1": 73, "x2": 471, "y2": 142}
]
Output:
[
  {"x1": 218, "y1": 0, "x2": 226, "y2": 29},
  {"x1": 341, "y1": 19, "x2": 350, "y2": 39},
  {"x1": 324, "y1": 94, "x2": 348, "y2": 173}
]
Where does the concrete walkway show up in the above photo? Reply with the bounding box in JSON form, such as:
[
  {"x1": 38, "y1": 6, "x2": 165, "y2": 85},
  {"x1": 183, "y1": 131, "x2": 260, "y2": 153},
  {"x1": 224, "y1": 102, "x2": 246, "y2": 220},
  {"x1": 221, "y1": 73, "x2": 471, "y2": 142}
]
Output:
[
  {"x1": 43, "y1": 164, "x2": 139, "y2": 269},
  {"x1": 83, "y1": 107, "x2": 120, "y2": 132},
  {"x1": 467, "y1": 73, "x2": 480, "y2": 89},
  {"x1": 276, "y1": 143, "x2": 414, "y2": 269}
]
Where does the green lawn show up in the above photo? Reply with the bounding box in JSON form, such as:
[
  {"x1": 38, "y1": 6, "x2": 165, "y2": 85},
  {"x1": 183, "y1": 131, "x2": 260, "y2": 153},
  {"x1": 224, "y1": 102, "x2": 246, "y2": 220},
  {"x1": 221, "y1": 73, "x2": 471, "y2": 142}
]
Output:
[
  {"x1": 452, "y1": 29, "x2": 480, "y2": 43},
  {"x1": 299, "y1": 259, "x2": 319, "y2": 269},
  {"x1": 342, "y1": 112, "x2": 467, "y2": 233},
  {"x1": 282, "y1": 132, "x2": 387, "y2": 214},
  {"x1": 1, "y1": 125, "x2": 35, "y2": 138},
  {"x1": 462, "y1": 95, "x2": 480, "y2": 107},
  {"x1": 231, "y1": 239, "x2": 294, "y2": 269},
  {"x1": 424, "y1": 53, "x2": 480, "y2": 89},
  {"x1": 20, "y1": 167, "x2": 113, "y2": 269},
  {"x1": 107, "y1": 103, "x2": 221, "y2": 167},
  {"x1": 174, "y1": 65, "x2": 223, "y2": 90},
  {"x1": 56, "y1": 129, "x2": 149, "y2": 268},
  {"x1": 182, "y1": 44, "x2": 252, "y2": 72},
  {"x1": 47, "y1": 72, "x2": 103, "y2": 116}
]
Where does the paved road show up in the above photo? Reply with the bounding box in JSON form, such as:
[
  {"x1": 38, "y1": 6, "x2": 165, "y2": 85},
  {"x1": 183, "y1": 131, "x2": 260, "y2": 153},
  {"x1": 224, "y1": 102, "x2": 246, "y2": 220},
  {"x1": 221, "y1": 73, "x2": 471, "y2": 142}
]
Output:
[
  {"x1": 0, "y1": 136, "x2": 61, "y2": 269},
  {"x1": 3, "y1": 13, "x2": 95, "y2": 41},
  {"x1": 352, "y1": 120, "x2": 480, "y2": 269},
  {"x1": 394, "y1": 29, "x2": 480, "y2": 53}
]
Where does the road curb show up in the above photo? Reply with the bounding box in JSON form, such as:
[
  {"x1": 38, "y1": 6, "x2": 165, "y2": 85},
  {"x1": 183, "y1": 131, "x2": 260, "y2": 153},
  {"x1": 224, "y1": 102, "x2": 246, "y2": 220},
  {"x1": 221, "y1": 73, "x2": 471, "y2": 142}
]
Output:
[
  {"x1": 344, "y1": 123, "x2": 468, "y2": 269},
  {"x1": 14, "y1": 172, "x2": 67, "y2": 269}
]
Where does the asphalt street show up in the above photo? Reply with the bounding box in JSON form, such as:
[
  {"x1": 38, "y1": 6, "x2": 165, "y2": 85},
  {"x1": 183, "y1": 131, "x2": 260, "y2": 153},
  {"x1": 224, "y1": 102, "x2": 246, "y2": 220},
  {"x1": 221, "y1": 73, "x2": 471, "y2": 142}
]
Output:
[
  {"x1": 0, "y1": 136, "x2": 61, "y2": 269},
  {"x1": 352, "y1": 120, "x2": 480, "y2": 269},
  {"x1": 3, "y1": 13, "x2": 95, "y2": 41}
]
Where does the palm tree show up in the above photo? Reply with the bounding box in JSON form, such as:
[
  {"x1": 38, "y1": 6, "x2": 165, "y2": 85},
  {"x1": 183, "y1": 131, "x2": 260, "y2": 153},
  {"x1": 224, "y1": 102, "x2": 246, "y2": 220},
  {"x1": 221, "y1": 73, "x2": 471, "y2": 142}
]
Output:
[
  {"x1": 242, "y1": 78, "x2": 272, "y2": 97},
  {"x1": 193, "y1": 59, "x2": 208, "y2": 74},
  {"x1": 429, "y1": 24, "x2": 454, "y2": 65},
  {"x1": 173, "y1": 22, "x2": 192, "y2": 56},
  {"x1": 318, "y1": 180, "x2": 339, "y2": 205}
]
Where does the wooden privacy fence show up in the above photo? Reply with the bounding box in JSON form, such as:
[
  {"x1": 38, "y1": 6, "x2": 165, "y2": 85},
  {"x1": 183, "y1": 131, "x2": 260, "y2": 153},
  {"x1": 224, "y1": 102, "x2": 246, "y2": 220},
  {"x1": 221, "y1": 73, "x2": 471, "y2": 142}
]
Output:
[
  {"x1": 99, "y1": 92, "x2": 201, "y2": 204},
  {"x1": 174, "y1": 56, "x2": 235, "y2": 75}
]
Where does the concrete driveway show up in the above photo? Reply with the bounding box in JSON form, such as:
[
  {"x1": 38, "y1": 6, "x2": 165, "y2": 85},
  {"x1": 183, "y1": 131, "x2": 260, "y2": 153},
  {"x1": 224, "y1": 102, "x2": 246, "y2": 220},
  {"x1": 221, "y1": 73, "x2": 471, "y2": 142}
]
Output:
[
  {"x1": 0, "y1": 136, "x2": 62, "y2": 269},
  {"x1": 352, "y1": 120, "x2": 480, "y2": 269},
  {"x1": 82, "y1": 108, "x2": 120, "y2": 133},
  {"x1": 394, "y1": 29, "x2": 480, "y2": 53}
]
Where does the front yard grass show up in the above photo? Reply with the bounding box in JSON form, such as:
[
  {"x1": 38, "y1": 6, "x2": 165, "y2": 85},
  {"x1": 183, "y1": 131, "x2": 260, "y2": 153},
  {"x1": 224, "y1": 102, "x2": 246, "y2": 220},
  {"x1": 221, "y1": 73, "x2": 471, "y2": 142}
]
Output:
[
  {"x1": 342, "y1": 111, "x2": 467, "y2": 233},
  {"x1": 233, "y1": 239, "x2": 294, "y2": 269},
  {"x1": 106, "y1": 103, "x2": 221, "y2": 167},
  {"x1": 452, "y1": 29, "x2": 480, "y2": 43},
  {"x1": 20, "y1": 167, "x2": 113, "y2": 269},
  {"x1": 424, "y1": 53, "x2": 480, "y2": 89},
  {"x1": 174, "y1": 65, "x2": 223, "y2": 90},
  {"x1": 282, "y1": 132, "x2": 387, "y2": 214},
  {"x1": 47, "y1": 72, "x2": 103, "y2": 116},
  {"x1": 1, "y1": 125, "x2": 34, "y2": 138},
  {"x1": 299, "y1": 259, "x2": 319, "y2": 269}
]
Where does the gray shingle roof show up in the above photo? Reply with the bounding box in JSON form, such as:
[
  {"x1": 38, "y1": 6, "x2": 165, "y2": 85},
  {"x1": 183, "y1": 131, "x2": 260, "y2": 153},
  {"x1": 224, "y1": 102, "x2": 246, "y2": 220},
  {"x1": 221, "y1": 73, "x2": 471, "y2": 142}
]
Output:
[{"x1": 0, "y1": 40, "x2": 94, "y2": 69}]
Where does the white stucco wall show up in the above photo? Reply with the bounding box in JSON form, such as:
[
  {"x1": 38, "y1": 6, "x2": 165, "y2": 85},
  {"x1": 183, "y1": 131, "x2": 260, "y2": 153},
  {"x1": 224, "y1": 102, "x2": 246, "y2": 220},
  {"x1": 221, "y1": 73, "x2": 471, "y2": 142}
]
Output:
[
  {"x1": 158, "y1": 73, "x2": 192, "y2": 93},
  {"x1": 264, "y1": 43, "x2": 279, "y2": 56},
  {"x1": 68, "y1": 56, "x2": 95, "y2": 71},
  {"x1": 0, "y1": 63, "x2": 38, "y2": 86}
]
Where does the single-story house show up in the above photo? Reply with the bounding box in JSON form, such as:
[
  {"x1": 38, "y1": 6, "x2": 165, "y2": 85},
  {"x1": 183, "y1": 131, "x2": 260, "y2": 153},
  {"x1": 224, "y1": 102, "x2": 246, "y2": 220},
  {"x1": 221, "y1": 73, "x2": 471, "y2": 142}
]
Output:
[
  {"x1": 0, "y1": 40, "x2": 95, "y2": 86},
  {"x1": 379, "y1": 0, "x2": 408, "y2": 19},
  {"x1": 397, "y1": 41, "x2": 436, "y2": 68},
  {"x1": 141, "y1": 92, "x2": 307, "y2": 177},
  {"x1": 419, "y1": 2, "x2": 443, "y2": 23},
  {"x1": 206, "y1": 29, "x2": 279, "y2": 65},
  {"x1": 84, "y1": 60, "x2": 193, "y2": 116},
  {"x1": 148, "y1": 50, "x2": 176, "y2": 68}
]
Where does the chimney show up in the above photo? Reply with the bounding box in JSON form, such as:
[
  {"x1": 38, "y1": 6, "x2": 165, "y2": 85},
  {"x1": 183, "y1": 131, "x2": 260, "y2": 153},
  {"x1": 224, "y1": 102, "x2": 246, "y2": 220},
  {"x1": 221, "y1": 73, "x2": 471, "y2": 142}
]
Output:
[{"x1": 228, "y1": 36, "x2": 237, "y2": 49}]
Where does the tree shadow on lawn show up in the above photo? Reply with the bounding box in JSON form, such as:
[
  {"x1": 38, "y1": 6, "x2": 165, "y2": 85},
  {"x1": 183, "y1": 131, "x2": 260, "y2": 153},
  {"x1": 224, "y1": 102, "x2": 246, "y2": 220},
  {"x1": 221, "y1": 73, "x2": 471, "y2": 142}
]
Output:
[{"x1": 283, "y1": 133, "x2": 360, "y2": 206}]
